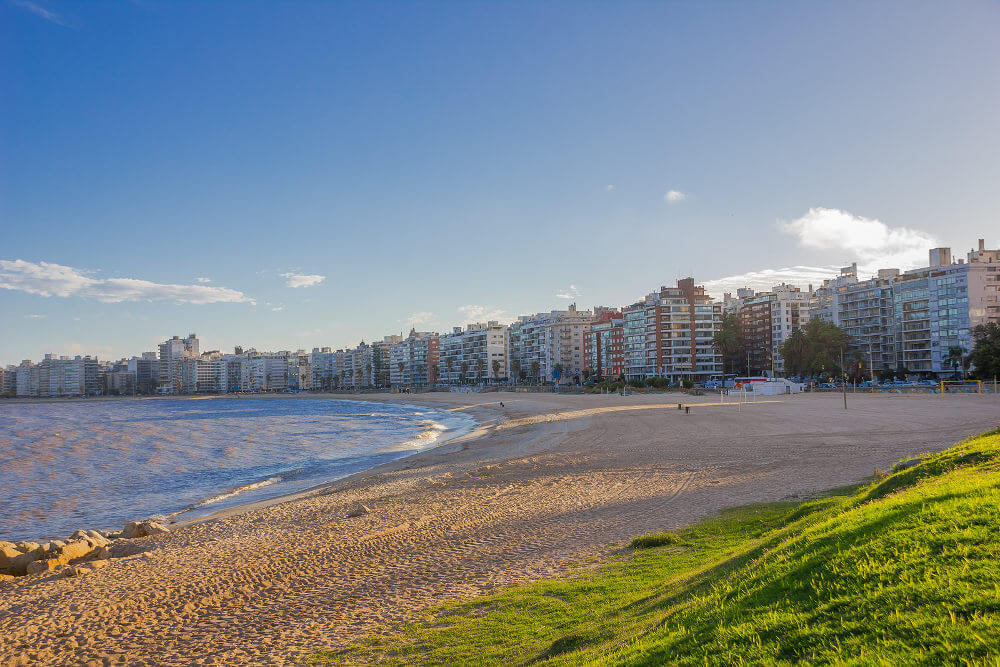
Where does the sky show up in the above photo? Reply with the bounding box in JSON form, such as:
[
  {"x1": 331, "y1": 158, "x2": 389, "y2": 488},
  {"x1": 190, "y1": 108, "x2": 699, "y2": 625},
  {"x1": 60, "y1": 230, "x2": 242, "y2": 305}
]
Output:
[{"x1": 2, "y1": 1, "x2": 999, "y2": 364}]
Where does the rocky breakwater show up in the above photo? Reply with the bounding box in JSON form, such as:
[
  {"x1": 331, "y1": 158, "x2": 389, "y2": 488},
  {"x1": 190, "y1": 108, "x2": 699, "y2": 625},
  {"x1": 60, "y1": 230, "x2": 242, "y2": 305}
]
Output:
[{"x1": 0, "y1": 519, "x2": 170, "y2": 582}]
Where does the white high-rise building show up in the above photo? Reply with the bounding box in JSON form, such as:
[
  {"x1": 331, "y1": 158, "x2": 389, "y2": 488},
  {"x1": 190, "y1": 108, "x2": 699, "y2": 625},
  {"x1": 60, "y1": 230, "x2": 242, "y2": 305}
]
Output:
[{"x1": 509, "y1": 305, "x2": 592, "y2": 384}]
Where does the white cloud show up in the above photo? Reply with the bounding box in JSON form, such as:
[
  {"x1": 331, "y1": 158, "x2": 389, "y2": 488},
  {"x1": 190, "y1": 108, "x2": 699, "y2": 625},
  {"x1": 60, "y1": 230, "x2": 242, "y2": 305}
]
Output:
[
  {"x1": 196, "y1": 277, "x2": 211, "y2": 283},
  {"x1": 605, "y1": 184, "x2": 615, "y2": 192},
  {"x1": 664, "y1": 189, "x2": 687, "y2": 203},
  {"x1": 702, "y1": 265, "x2": 842, "y2": 297},
  {"x1": 281, "y1": 272, "x2": 326, "y2": 288},
  {"x1": 11, "y1": 0, "x2": 68, "y2": 26},
  {"x1": 458, "y1": 304, "x2": 511, "y2": 323},
  {"x1": 400, "y1": 311, "x2": 436, "y2": 328},
  {"x1": 555, "y1": 284, "x2": 581, "y2": 300},
  {"x1": 24, "y1": 313, "x2": 45, "y2": 319},
  {"x1": 271, "y1": 306, "x2": 284, "y2": 312},
  {"x1": 0, "y1": 259, "x2": 251, "y2": 304},
  {"x1": 779, "y1": 207, "x2": 937, "y2": 273},
  {"x1": 702, "y1": 208, "x2": 939, "y2": 298}
]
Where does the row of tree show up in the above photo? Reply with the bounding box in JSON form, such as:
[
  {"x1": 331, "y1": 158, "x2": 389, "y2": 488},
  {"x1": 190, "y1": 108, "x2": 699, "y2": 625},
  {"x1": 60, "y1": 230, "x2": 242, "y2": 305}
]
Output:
[{"x1": 712, "y1": 314, "x2": 1000, "y2": 381}]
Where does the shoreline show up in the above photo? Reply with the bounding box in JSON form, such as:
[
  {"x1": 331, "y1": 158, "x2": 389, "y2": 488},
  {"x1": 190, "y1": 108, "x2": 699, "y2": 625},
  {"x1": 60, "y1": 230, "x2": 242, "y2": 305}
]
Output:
[
  {"x1": 2, "y1": 394, "x2": 485, "y2": 544},
  {"x1": 171, "y1": 397, "x2": 489, "y2": 530},
  {"x1": 1, "y1": 391, "x2": 998, "y2": 666}
]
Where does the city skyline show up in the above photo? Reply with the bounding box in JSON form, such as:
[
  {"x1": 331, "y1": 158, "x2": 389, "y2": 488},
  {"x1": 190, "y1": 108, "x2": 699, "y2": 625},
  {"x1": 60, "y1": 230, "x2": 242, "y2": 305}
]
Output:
[{"x1": 3, "y1": 1, "x2": 999, "y2": 362}]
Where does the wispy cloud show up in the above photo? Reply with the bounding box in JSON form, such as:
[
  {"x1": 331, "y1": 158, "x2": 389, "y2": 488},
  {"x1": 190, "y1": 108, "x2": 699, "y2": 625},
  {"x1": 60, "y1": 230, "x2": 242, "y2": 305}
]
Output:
[
  {"x1": 11, "y1": 0, "x2": 68, "y2": 26},
  {"x1": 281, "y1": 272, "x2": 326, "y2": 288},
  {"x1": 458, "y1": 304, "x2": 511, "y2": 323},
  {"x1": 400, "y1": 311, "x2": 436, "y2": 328},
  {"x1": 24, "y1": 313, "x2": 46, "y2": 319},
  {"x1": 605, "y1": 184, "x2": 615, "y2": 192},
  {"x1": 555, "y1": 284, "x2": 581, "y2": 300},
  {"x1": 664, "y1": 189, "x2": 687, "y2": 203},
  {"x1": 702, "y1": 207, "x2": 939, "y2": 297},
  {"x1": 0, "y1": 259, "x2": 251, "y2": 304},
  {"x1": 196, "y1": 277, "x2": 211, "y2": 283}
]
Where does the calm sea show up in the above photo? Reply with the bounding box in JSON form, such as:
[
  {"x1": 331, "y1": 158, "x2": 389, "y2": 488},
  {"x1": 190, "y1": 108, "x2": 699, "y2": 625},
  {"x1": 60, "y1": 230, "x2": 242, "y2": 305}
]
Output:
[{"x1": 0, "y1": 397, "x2": 474, "y2": 542}]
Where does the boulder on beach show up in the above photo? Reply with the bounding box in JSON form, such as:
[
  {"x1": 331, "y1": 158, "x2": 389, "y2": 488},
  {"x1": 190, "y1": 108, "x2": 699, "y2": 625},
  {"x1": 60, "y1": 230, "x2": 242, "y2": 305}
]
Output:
[
  {"x1": 26, "y1": 557, "x2": 67, "y2": 575},
  {"x1": 122, "y1": 520, "x2": 170, "y2": 539},
  {"x1": 59, "y1": 539, "x2": 98, "y2": 562},
  {"x1": 9, "y1": 544, "x2": 47, "y2": 575},
  {"x1": 0, "y1": 542, "x2": 21, "y2": 569},
  {"x1": 345, "y1": 505, "x2": 371, "y2": 518}
]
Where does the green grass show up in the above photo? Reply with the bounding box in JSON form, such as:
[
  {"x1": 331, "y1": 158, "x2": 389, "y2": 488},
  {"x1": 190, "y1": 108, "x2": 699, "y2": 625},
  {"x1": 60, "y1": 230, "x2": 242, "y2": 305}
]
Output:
[{"x1": 306, "y1": 427, "x2": 1000, "y2": 665}]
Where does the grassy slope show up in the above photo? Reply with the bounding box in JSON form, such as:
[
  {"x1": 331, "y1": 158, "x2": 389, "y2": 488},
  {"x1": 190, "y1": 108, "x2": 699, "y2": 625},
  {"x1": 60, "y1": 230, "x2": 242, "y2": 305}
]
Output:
[{"x1": 307, "y1": 428, "x2": 1000, "y2": 665}]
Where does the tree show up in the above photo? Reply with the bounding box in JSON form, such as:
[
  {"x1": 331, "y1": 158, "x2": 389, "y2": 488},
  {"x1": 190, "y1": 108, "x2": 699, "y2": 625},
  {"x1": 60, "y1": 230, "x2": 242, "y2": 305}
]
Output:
[
  {"x1": 553, "y1": 363, "x2": 564, "y2": 383},
  {"x1": 969, "y1": 323, "x2": 1000, "y2": 380},
  {"x1": 491, "y1": 359, "x2": 502, "y2": 381},
  {"x1": 445, "y1": 357, "x2": 454, "y2": 382},
  {"x1": 460, "y1": 361, "x2": 469, "y2": 385},
  {"x1": 712, "y1": 311, "x2": 743, "y2": 377},
  {"x1": 475, "y1": 358, "x2": 484, "y2": 382},
  {"x1": 530, "y1": 361, "x2": 540, "y2": 384},
  {"x1": 779, "y1": 318, "x2": 852, "y2": 379},
  {"x1": 510, "y1": 360, "x2": 521, "y2": 384}
]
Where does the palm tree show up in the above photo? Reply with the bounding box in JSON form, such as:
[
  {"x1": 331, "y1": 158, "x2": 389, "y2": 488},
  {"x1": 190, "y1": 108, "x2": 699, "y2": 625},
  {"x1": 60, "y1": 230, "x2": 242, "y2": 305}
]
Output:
[
  {"x1": 445, "y1": 357, "x2": 454, "y2": 384},
  {"x1": 460, "y1": 361, "x2": 469, "y2": 385},
  {"x1": 530, "y1": 361, "x2": 540, "y2": 384},
  {"x1": 491, "y1": 359, "x2": 502, "y2": 383},
  {"x1": 475, "y1": 359, "x2": 484, "y2": 383}
]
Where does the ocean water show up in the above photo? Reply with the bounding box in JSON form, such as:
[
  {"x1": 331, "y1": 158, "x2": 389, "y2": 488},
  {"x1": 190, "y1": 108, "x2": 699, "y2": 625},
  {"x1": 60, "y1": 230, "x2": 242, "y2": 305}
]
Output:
[{"x1": 0, "y1": 397, "x2": 474, "y2": 542}]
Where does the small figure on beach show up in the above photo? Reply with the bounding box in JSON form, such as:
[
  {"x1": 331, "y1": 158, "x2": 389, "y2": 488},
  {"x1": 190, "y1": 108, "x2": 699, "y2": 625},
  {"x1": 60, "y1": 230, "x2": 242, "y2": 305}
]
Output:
[{"x1": 500, "y1": 402, "x2": 504, "y2": 407}]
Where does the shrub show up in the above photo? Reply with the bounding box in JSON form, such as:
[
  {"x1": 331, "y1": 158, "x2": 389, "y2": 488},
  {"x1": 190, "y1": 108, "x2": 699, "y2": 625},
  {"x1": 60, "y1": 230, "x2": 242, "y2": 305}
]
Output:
[{"x1": 630, "y1": 531, "x2": 680, "y2": 549}]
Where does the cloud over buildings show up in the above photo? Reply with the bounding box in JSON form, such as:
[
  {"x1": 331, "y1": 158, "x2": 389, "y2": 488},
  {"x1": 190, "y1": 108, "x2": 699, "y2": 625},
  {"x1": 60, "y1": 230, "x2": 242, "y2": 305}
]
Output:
[{"x1": 702, "y1": 208, "x2": 939, "y2": 296}]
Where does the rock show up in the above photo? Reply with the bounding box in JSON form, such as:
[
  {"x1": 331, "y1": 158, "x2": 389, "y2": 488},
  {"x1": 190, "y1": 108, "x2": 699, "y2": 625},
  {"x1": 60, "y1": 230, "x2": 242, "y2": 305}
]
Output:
[
  {"x1": 345, "y1": 505, "x2": 371, "y2": 518},
  {"x1": 9, "y1": 545, "x2": 47, "y2": 575},
  {"x1": 60, "y1": 539, "x2": 97, "y2": 562},
  {"x1": 94, "y1": 546, "x2": 110, "y2": 560},
  {"x1": 0, "y1": 542, "x2": 21, "y2": 569},
  {"x1": 122, "y1": 520, "x2": 170, "y2": 539},
  {"x1": 26, "y1": 557, "x2": 67, "y2": 575},
  {"x1": 85, "y1": 530, "x2": 106, "y2": 543},
  {"x1": 0, "y1": 573, "x2": 15, "y2": 583},
  {"x1": 70, "y1": 530, "x2": 89, "y2": 540},
  {"x1": 105, "y1": 531, "x2": 123, "y2": 540},
  {"x1": 61, "y1": 566, "x2": 79, "y2": 578}
]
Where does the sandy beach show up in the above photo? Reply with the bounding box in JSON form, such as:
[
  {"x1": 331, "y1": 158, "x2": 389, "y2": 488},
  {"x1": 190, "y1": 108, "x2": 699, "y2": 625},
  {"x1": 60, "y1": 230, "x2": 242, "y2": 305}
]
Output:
[{"x1": 1, "y1": 391, "x2": 997, "y2": 666}]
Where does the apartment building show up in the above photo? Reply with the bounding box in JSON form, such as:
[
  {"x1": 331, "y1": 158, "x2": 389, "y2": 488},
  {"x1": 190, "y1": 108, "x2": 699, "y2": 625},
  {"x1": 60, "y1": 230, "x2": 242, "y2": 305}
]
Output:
[
  {"x1": 622, "y1": 279, "x2": 722, "y2": 383},
  {"x1": 731, "y1": 284, "x2": 810, "y2": 376},
  {"x1": 891, "y1": 242, "x2": 999, "y2": 375},
  {"x1": 583, "y1": 310, "x2": 624, "y2": 380},
  {"x1": 389, "y1": 330, "x2": 439, "y2": 387},
  {"x1": 437, "y1": 322, "x2": 509, "y2": 385},
  {"x1": 15, "y1": 354, "x2": 99, "y2": 397},
  {"x1": 508, "y1": 305, "x2": 592, "y2": 384},
  {"x1": 158, "y1": 334, "x2": 199, "y2": 394}
]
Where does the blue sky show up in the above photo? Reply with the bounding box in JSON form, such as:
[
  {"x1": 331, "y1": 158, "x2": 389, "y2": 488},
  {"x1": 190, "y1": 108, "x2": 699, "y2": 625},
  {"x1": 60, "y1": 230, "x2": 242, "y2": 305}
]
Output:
[{"x1": 2, "y1": 1, "x2": 998, "y2": 363}]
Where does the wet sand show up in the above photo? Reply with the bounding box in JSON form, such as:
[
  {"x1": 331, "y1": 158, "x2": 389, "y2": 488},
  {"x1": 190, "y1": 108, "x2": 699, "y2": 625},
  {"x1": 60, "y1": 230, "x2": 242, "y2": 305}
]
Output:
[{"x1": 1, "y1": 391, "x2": 997, "y2": 666}]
